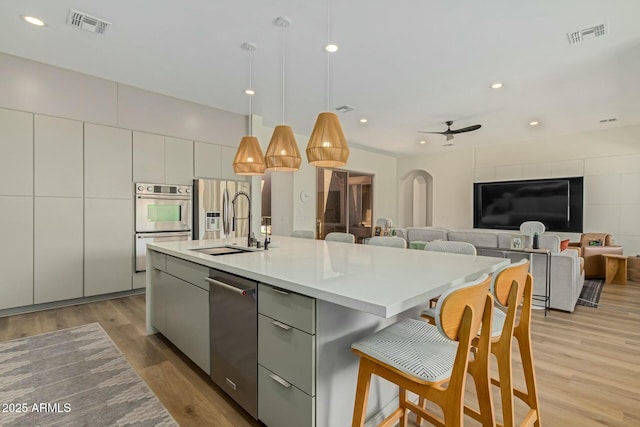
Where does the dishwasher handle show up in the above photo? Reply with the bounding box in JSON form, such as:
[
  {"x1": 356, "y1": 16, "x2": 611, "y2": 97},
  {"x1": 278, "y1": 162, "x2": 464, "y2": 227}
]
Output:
[{"x1": 205, "y1": 277, "x2": 249, "y2": 296}]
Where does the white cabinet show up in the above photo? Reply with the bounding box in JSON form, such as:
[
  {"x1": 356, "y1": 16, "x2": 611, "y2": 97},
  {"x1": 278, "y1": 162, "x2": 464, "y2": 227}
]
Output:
[
  {"x1": 34, "y1": 115, "x2": 83, "y2": 197},
  {"x1": 34, "y1": 197, "x2": 83, "y2": 303},
  {"x1": 134, "y1": 132, "x2": 194, "y2": 184},
  {"x1": 85, "y1": 123, "x2": 132, "y2": 199},
  {"x1": 165, "y1": 136, "x2": 194, "y2": 184},
  {"x1": 220, "y1": 145, "x2": 238, "y2": 180},
  {"x1": 0, "y1": 108, "x2": 33, "y2": 196},
  {"x1": 0, "y1": 196, "x2": 33, "y2": 310},
  {"x1": 84, "y1": 198, "x2": 133, "y2": 296},
  {"x1": 133, "y1": 131, "x2": 164, "y2": 184},
  {"x1": 194, "y1": 141, "x2": 221, "y2": 179}
]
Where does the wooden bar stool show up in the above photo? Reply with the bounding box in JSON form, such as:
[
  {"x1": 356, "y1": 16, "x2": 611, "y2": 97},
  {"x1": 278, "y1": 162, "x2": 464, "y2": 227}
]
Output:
[
  {"x1": 422, "y1": 259, "x2": 541, "y2": 427},
  {"x1": 351, "y1": 274, "x2": 494, "y2": 427}
]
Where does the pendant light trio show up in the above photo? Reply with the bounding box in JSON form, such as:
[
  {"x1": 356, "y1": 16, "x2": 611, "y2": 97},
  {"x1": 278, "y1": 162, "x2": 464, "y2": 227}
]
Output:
[{"x1": 233, "y1": 8, "x2": 349, "y2": 176}]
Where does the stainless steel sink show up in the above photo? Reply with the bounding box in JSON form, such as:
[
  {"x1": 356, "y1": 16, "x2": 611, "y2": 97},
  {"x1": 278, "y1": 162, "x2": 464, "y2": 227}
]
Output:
[{"x1": 190, "y1": 245, "x2": 256, "y2": 256}]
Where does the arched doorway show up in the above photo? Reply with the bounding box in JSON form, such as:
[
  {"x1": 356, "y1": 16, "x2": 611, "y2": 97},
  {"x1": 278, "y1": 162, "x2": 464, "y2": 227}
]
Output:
[{"x1": 399, "y1": 170, "x2": 433, "y2": 227}]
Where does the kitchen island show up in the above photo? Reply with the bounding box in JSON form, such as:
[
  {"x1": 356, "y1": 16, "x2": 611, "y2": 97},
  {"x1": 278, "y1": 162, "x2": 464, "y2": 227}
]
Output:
[{"x1": 146, "y1": 236, "x2": 508, "y2": 426}]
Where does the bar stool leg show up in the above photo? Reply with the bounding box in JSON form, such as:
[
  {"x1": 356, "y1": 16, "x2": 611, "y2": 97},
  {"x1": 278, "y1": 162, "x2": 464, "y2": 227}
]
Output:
[
  {"x1": 513, "y1": 327, "x2": 541, "y2": 427},
  {"x1": 352, "y1": 357, "x2": 373, "y2": 427},
  {"x1": 398, "y1": 387, "x2": 408, "y2": 427},
  {"x1": 495, "y1": 339, "x2": 516, "y2": 427}
]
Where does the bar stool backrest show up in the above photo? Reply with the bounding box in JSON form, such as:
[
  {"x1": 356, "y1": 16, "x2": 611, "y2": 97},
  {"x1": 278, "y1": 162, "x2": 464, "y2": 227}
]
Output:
[{"x1": 491, "y1": 258, "x2": 529, "y2": 308}]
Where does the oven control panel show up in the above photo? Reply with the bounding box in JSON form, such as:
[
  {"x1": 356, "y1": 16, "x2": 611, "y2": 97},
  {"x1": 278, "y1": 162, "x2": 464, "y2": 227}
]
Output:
[{"x1": 136, "y1": 183, "x2": 192, "y2": 195}]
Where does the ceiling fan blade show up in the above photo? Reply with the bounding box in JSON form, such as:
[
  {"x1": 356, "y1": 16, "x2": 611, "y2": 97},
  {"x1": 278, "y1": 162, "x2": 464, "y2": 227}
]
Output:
[
  {"x1": 417, "y1": 131, "x2": 445, "y2": 134},
  {"x1": 450, "y1": 124, "x2": 481, "y2": 134}
]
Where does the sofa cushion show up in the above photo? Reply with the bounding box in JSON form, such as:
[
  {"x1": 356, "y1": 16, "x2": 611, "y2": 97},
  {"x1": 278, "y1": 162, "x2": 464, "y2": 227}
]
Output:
[
  {"x1": 406, "y1": 227, "x2": 448, "y2": 243},
  {"x1": 560, "y1": 239, "x2": 570, "y2": 251},
  {"x1": 447, "y1": 230, "x2": 498, "y2": 248}
]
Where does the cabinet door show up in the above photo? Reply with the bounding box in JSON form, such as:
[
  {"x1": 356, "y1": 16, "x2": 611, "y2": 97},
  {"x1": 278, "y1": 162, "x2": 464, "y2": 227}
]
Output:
[
  {"x1": 133, "y1": 131, "x2": 165, "y2": 184},
  {"x1": 165, "y1": 274, "x2": 210, "y2": 374},
  {"x1": 0, "y1": 108, "x2": 33, "y2": 196},
  {"x1": 220, "y1": 145, "x2": 238, "y2": 180},
  {"x1": 194, "y1": 141, "x2": 221, "y2": 179},
  {"x1": 84, "y1": 198, "x2": 133, "y2": 296},
  {"x1": 165, "y1": 136, "x2": 194, "y2": 185},
  {"x1": 34, "y1": 115, "x2": 83, "y2": 197},
  {"x1": 85, "y1": 124, "x2": 132, "y2": 199},
  {"x1": 150, "y1": 269, "x2": 167, "y2": 334},
  {"x1": 0, "y1": 196, "x2": 33, "y2": 309},
  {"x1": 34, "y1": 197, "x2": 83, "y2": 303}
]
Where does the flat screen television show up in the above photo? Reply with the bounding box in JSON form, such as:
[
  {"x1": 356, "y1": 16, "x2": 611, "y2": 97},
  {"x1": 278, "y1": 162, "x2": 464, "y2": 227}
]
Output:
[{"x1": 473, "y1": 177, "x2": 583, "y2": 232}]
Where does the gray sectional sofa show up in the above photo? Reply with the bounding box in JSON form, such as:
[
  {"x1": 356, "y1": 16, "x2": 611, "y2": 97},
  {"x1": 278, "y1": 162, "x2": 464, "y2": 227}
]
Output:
[{"x1": 398, "y1": 227, "x2": 585, "y2": 312}]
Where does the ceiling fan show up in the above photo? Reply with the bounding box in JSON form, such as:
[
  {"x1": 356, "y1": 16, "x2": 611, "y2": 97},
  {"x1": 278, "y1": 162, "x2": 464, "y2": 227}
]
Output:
[{"x1": 419, "y1": 120, "x2": 482, "y2": 141}]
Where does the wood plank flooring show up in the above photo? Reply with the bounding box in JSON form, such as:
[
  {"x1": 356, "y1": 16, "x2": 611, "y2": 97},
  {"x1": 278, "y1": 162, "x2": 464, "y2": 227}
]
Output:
[{"x1": 1, "y1": 280, "x2": 638, "y2": 426}]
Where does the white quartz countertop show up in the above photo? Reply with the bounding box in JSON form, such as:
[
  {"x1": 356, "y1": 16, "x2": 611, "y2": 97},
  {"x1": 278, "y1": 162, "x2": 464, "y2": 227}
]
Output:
[{"x1": 148, "y1": 236, "x2": 509, "y2": 318}]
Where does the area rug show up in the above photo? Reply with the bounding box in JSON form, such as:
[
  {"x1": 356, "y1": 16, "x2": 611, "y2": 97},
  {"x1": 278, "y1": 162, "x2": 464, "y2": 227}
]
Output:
[
  {"x1": 576, "y1": 279, "x2": 605, "y2": 308},
  {"x1": 0, "y1": 323, "x2": 176, "y2": 426}
]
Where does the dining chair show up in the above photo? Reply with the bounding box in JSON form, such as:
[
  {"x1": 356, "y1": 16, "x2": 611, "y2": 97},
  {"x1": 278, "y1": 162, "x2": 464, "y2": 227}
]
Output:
[
  {"x1": 421, "y1": 258, "x2": 541, "y2": 427},
  {"x1": 325, "y1": 232, "x2": 355, "y2": 243},
  {"x1": 291, "y1": 230, "x2": 316, "y2": 239},
  {"x1": 351, "y1": 274, "x2": 494, "y2": 427},
  {"x1": 367, "y1": 236, "x2": 407, "y2": 248}
]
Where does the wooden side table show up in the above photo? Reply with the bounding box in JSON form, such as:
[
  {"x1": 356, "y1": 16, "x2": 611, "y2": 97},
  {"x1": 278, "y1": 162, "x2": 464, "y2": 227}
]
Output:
[{"x1": 602, "y1": 254, "x2": 627, "y2": 285}]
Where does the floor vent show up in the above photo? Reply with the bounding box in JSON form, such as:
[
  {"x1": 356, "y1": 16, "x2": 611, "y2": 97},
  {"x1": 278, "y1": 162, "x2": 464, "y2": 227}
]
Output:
[
  {"x1": 567, "y1": 24, "x2": 606, "y2": 45},
  {"x1": 67, "y1": 9, "x2": 111, "y2": 34}
]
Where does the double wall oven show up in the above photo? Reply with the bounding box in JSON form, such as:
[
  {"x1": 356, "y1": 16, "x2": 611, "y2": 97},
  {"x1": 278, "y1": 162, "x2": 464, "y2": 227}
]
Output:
[{"x1": 135, "y1": 183, "x2": 192, "y2": 272}]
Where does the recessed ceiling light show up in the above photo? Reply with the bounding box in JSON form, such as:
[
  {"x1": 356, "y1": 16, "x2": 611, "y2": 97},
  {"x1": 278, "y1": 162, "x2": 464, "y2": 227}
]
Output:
[
  {"x1": 23, "y1": 15, "x2": 45, "y2": 26},
  {"x1": 490, "y1": 82, "x2": 503, "y2": 89},
  {"x1": 359, "y1": 118, "x2": 367, "y2": 123},
  {"x1": 529, "y1": 121, "x2": 539, "y2": 126},
  {"x1": 244, "y1": 88, "x2": 255, "y2": 95},
  {"x1": 419, "y1": 140, "x2": 427, "y2": 145},
  {"x1": 325, "y1": 44, "x2": 338, "y2": 53}
]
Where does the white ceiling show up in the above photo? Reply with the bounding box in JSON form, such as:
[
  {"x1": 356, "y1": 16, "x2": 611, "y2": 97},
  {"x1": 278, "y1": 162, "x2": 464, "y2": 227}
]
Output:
[{"x1": 1, "y1": 0, "x2": 639, "y2": 156}]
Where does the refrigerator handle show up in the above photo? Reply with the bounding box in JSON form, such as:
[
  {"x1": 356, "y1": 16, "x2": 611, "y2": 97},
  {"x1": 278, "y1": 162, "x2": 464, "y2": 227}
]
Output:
[{"x1": 222, "y1": 187, "x2": 229, "y2": 236}]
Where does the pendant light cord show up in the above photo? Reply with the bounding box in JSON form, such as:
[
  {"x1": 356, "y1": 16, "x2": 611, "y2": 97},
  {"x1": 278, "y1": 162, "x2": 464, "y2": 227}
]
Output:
[
  {"x1": 248, "y1": 46, "x2": 253, "y2": 136},
  {"x1": 326, "y1": 0, "x2": 331, "y2": 112},
  {"x1": 282, "y1": 23, "x2": 286, "y2": 124}
]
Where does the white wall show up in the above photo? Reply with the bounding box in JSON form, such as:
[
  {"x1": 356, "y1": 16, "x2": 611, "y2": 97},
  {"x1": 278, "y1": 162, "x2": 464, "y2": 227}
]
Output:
[
  {"x1": 254, "y1": 119, "x2": 398, "y2": 236},
  {"x1": 397, "y1": 125, "x2": 640, "y2": 255}
]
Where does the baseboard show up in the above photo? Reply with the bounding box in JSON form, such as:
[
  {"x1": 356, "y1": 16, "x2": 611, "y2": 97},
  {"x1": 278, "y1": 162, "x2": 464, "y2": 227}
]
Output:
[{"x1": 0, "y1": 289, "x2": 145, "y2": 318}]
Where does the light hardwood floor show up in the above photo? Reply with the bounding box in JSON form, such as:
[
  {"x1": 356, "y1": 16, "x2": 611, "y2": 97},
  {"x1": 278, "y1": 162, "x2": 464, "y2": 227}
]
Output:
[{"x1": 1, "y1": 280, "x2": 638, "y2": 426}]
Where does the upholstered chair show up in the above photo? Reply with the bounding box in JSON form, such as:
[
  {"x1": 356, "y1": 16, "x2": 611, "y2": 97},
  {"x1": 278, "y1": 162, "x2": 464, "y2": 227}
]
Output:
[
  {"x1": 367, "y1": 236, "x2": 407, "y2": 248},
  {"x1": 570, "y1": 233, "x2": 623, "y2": 278},
  {"x1": 325, "y1": 232, "x2": 356, "y2": 243},
  {"x1": 291, "y1": 230, "x2": 316, "y2": 239}
]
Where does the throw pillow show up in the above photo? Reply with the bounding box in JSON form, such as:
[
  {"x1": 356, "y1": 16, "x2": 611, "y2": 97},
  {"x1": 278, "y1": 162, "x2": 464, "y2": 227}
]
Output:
[
  {"x1": 560, "y1": 239, "x2": 570, "y2": 251},
  {"x1": 588, "y1": 239, "x2": 602, "y2": 246}
]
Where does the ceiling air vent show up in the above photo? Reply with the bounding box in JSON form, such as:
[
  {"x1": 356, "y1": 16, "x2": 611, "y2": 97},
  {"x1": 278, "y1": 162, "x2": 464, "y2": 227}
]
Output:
[
  {"x1": 567, "y1": 24, "x2": 606, "y2": 45},
  {"x1": 67, "y1": 9, "x2": 111, "y2": 34},
  {"x1": 336, "y1": 105, "x2": 355, "y2": 113}
]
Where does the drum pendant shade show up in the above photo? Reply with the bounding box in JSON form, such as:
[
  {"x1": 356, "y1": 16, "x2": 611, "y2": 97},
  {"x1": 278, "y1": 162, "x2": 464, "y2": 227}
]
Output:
[
  {"x1": 306, "y1": 112, "x2": 349, "y2": 167},
  {"x1": 233, "y1": 136, "x2": 265, "y2": 175},
  {"x1": 265, "y1": 125, "x2": 301, "y2": 171}
]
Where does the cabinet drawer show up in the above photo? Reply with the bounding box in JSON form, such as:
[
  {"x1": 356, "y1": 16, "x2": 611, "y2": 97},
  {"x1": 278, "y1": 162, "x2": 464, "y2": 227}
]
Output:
[
  {"x1": 258, "y1": 365, "x2": 315, "y2": 427},
  {"x1": 258, "y1": 314, "x2": 315, "y2": 395},
  {"x1": 150, "y1": 251, "x2": 166, "y2": 271},
  {"x1": 166, "y1": 255, "x2": 209, "y2": 290},
  {"x1": 258, "y1": 284, "x2": 315, "y2": 334}
]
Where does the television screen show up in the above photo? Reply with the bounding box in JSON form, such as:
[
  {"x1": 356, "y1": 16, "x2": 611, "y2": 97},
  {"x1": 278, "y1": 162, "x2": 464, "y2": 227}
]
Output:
[{"x1": 473, "y1": 177, "x2": 583, "y2": 232}]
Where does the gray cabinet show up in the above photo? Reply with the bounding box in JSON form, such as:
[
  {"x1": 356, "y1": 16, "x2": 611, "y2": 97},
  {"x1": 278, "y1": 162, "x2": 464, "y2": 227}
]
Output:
[
  {"x1": 148, "y1": 252, "x2": 210, "y2": 375},
  {"x1": 34, "y1": 115, "x2": 83, "y2": 197},
  {"x1": 0, "y1": 108, "x2": 33, "y2": 196},
  {"x1": 165, "y1": 136, "x2": 194, "y2": 185},
  {"x1": 84, "y1": 198, "x2": 133, "y2": 296},
  {"x1": 85, "y1": 123, "x2": 132, "y2": 199},
  {"x1": 34, "y1": 197, "x2": 84, "y2": 303},
  {"x1": 133, "y1": 131, "x2": 164, "y2": 184},
  {"x1": 220, "y1": 145, "x2": 238, "y2": 180},
  {"x1": 258, "y1": 283, "x2": 316, "y2": 427},
  {"x1": 0, "y1": 196, "x2": 33, "y2": 310},
  {"x1": 194, "y1": 141, "x2": 221, "y2": 179}
]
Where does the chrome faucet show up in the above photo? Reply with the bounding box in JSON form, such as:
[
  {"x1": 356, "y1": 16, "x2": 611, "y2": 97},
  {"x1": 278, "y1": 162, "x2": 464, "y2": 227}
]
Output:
[{"x1": 231, "y1": 191, "x2": 253, "y2": 247}]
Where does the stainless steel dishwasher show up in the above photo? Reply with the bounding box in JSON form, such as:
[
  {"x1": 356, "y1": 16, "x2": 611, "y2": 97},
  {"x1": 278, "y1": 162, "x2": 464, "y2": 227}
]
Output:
[{"x1": 206, "y1": 269, "x2": 258, "y2": 419}]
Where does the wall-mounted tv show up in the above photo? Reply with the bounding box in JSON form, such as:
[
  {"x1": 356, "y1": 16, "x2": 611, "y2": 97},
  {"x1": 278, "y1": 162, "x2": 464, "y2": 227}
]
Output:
[{"x1": 473, "y1": 177, "x2": 583, "y2": 232}]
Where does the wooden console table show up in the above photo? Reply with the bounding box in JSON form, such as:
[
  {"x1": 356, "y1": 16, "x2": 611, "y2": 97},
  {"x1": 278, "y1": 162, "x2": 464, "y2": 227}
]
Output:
[{"x1": 602, "y1": 254, "x2": 627, "y2": 285}]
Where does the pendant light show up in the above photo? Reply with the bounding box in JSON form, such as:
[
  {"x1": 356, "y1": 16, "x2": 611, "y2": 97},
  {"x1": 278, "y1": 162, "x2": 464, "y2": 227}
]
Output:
[
  {"x1": 233, "y1": 43, "x2": 266, "y2": 175},
  {"x1": 306, "y1": 0, "x2": 349, "y2": 168},
  {"x1": 265, "y1": 17, "x2": 301, "y2": 172}
]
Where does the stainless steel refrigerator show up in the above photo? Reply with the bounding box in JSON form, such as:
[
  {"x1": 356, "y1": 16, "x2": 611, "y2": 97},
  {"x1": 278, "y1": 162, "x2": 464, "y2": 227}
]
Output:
[{"x1": 193, "y1": 179, "x2": 251, "y2": 240}]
